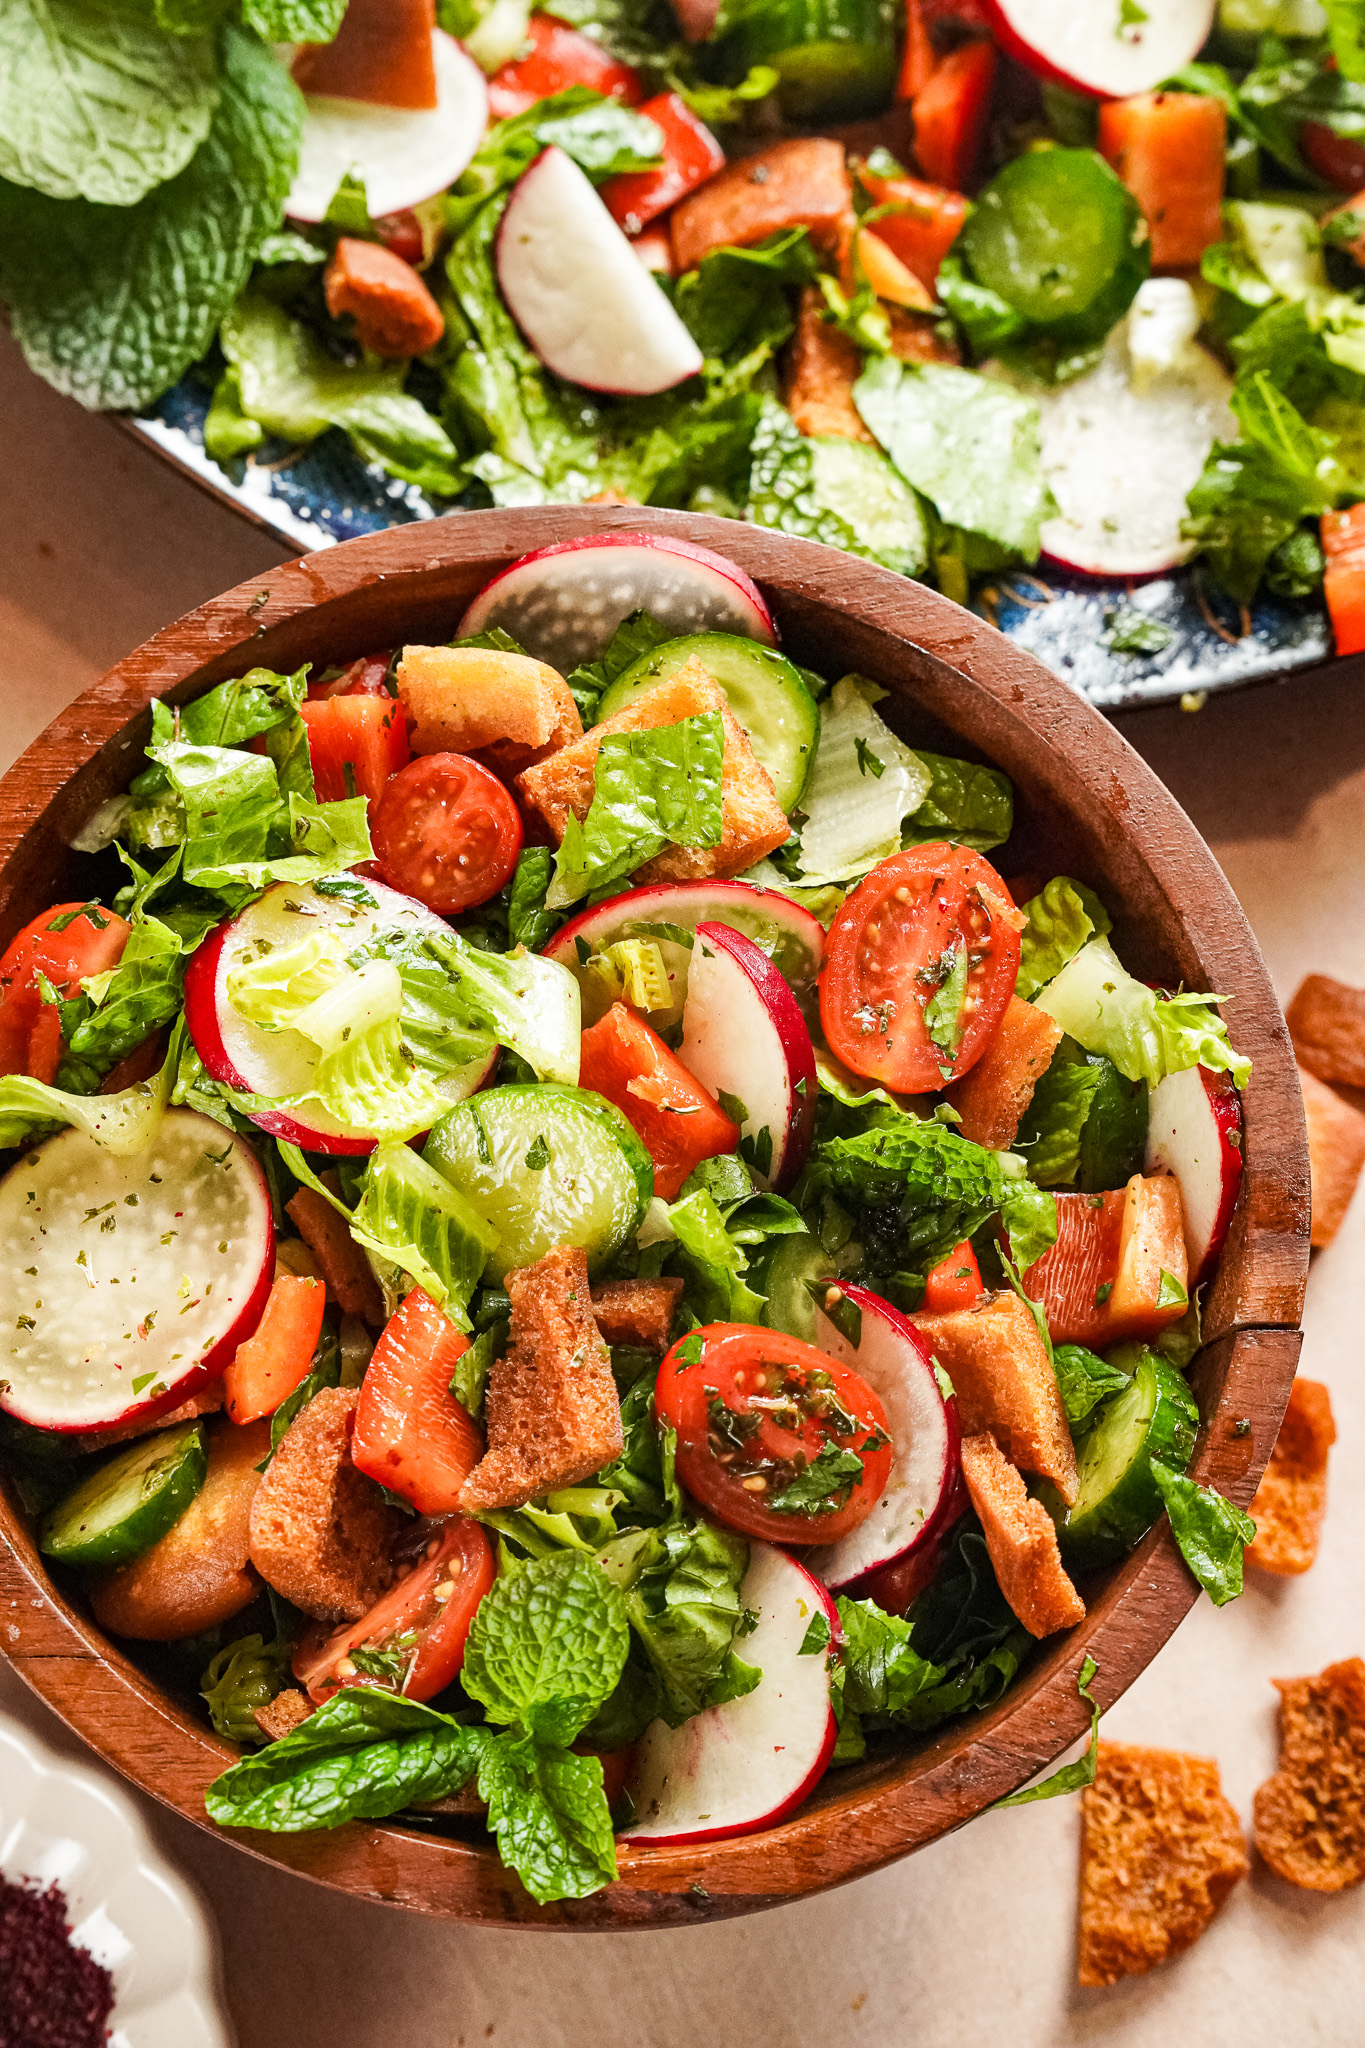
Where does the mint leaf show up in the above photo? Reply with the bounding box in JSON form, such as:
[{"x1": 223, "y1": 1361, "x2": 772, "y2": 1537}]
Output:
[
  {"x1": 992, "y1": 1654, "x2": 1100, "y2": 1807},
  {"x1": 477, "y1": 1736, "x2": 618, "y2": 1903},
  {"x1": 0, "y1": 0, "x2": 219, "y2": 206},
  {"x1": 0, "y1": 24, "x2": 301, "y2": 411},
  {"x1": 1151, "y1": 1460, "x2": 1256, "y2": 1607},
  {"x1": 243, "y1": 0, "x2": 347, "y2": 38},
  {"x1": 462, "y1": 1550, "x2": 631, "y2": 1745},
  {"x1": 205, "y1": 1688, "x2": 489, "y2": 1831},
  {"x1": 548, "y1": 713, "x2": 726, "y2": 910}
]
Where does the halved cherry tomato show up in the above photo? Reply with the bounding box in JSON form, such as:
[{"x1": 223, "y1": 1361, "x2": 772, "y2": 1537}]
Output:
[
  {"x1": 819, "y1": 845, "x2": 1021, "y2": 1094},
  {"x1": 293, "y1": 1516, "x2": 495, "y2": 1705},
  {"x1": 375, "y1": 210, "x2": 425, "y2": 265},
  {"x1": 487, "y1": 14, "x2": 643, "y2": 120},
  {"x1": 920, "y1": 1238, "x2": 983, "y2": 1315},
  {"x1": 654, "y1": 1323, "x2": 892, "y2": 1544},
  {"x1": 352, "y1": 1287, "x2": 482, "y2": 1514},
  {"x1": 0, "y1": 901, "x2": 130, "y2": 1079},
  {"x1": 301, "y1": 694, "x2": 410, "y2": 806},
  {"x1": 371, "y1": 753, "x2": 523, "y2": 914}
]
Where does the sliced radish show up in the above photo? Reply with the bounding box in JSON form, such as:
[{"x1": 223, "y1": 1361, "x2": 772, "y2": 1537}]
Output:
[
  {"x1": 680, "y1": 922, "x2": 816, "y2": 1194},
  {"x1": 546, "y1": 879, "x2": 824, "y2": 1032},
  {"x1": 982, "y1": 0, "x2": 1215, "y2": 99},
  {"x1": 1144, "y1": 1066, "x2": 1243, "y2": 1286},
  {"x1": 0, "y1": 1109, "x2": 273, "y2": 1434},
  {"x1": 806, "y1": 1284, "x2": 959, "y2": 1592},
  {"x1": 285, "y1": 31, "x2": 488, "y2": 224},
  {"x1": 1025, "y1": 305, "x2": 1235, "y2": 578},
  {"x1": 456, "y1": 533, "x2": 777, "y2": 672},
  {"x1": 496, "y1": 146, "x2": 703, "y2": 396},
  {"x1": 184, "y1": 877, "x2": 496, "y2": 1155},
  {"x1": 621, "y1": 1543, "x2": 836, "y2": 1845}
]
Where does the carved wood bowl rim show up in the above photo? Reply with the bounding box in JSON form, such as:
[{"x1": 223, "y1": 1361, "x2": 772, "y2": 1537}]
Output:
[{"x1": 0, "y1": 508, "x2": 1309, "y2": 1929}]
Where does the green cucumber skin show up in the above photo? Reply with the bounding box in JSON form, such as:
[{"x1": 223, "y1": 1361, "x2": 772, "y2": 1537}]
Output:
[
  {"x1": 1049, "y1": 1355, "x2": 1198, "y2": 1572},
  {"x1": 596, "y1": 633, "x2": 820, "y2": 814},
  {"x1": 756, "y1": 1231, "x2": 831, "y2": 1342},
  {"x1": 713, "y1": 0, "x2": 897, "y2": 119},
  {"x1": 424, "y1": 1084, "x2": 654, "y2": 1281},
  {"x1": 39, "y1": 1422, "x2": 208, "y2": 1570}
]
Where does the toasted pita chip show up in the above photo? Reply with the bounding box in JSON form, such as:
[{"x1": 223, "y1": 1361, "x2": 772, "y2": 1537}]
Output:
[
  {"x1": 1253, "y1": 1658, "x2": 1365, "y2": 1892},
  {"x1": 1299, "y1": 1066, "x2": 1365, "y2": 1247},
  {"x1": 1078, "y1": 1740, "x2": 1248, "y2": 1986},
  {"x1": 1247, "y1": 1379, "x2": 1335, "y2": 1576},
  {"x1": 1287, "y1": 973, "x2": 1365, "y2": 1090}
]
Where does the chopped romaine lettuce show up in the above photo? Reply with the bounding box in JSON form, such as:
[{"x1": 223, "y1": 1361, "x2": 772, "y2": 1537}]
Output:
[
  {"x1": 901, "y1": 751, "x2": 1014, "y2": 855},
  {"x1": 1016, "y1": 876, "x2": 1112, "y2": 1000},
  {"x1": 350, "y1": 1143, "x2": 499, "y2": 1325},
  {"x1": 548, "y1": 713, "x2": 726, "y2": 909},
  {"x1": 1034, "y1": 936, "x2": 1251, "y2": 1089},
  {"x1": 791, "y1": 677, "x2": 933, "y2": 885}
]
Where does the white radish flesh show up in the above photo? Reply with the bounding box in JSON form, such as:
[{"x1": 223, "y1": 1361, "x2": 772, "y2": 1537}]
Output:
[
  {"x1": 286, "y1": 31, "x2": 488, "y2": 224},
  {"x1": 456, "y1": 534, "x2": 777, "y2": 671},
  {"x1": 621, "y1": 1543, "x2": 836, "y2": 1844},
  {"x1": 983, "y1": 0, "x2": 1215, "y2": 99},
  {"x1": 0, "y1": 1110, "x2": 274, "y2": 1433},
  {"x1": 680, "y1": 922, "x2": 816, "y2": 1193},
  {"x1": 806, "y1": 1284, "x2": 959, "y2": 1591},
  {"x1": 495, "y1": 146, "x2": 703, "y2": 396},
  {"x1": 1144, "y1": 1065, "x2": 1243, "y2": 1285}
]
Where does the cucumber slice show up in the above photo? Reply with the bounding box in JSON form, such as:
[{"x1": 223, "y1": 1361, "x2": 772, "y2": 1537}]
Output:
[
  {"x1": 714, "y1": 0, "x2": 898, "y2": 119},
  {"x1": 757, "y1": 1231, "x2": 835, "y2": 1343},
  {"x1": 595, "y1": 633, "x2": 820, "y2": 814},
  {"x1": 423, "y1": 1085, "x2": 653, "y2": 1281},
  {"x1": 39, "y1": 1422, "x2": 208, "y2": 1569},
  {"x1": 1045, "y1": 1352, "x2": 1199, "y2": 1571}
]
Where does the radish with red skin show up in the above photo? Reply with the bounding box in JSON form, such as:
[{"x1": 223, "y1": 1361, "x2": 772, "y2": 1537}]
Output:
[
  {"x1": 496, "y1": 147, "x2": 703, "y2": 396},
  {"x1": 806, "y1": 1283, "x2": 960, "y2": 1592},
  {"x1": 981, "y1": 0, "x2": 1214, "y2": 100},
  {"x1": 546, "y1": 877, "x2": 824, "y2": 1031},
  {"x1": 680, "y1": 921, "x2": 816, "y2": 1193},
  {"x1": 455, "y1": 533, "x2": 777, "y2": 672},
  {"x1": 286, "y1": 31, "x2": 488, "y2": 224},
  {"x1": 1143, "y1": 1065, "x2": 1243, "y2": 1285},
  {"x1": 185, "y1": 878, "x2": 497, "y2": 1155},
  {"x1": 0, "y1": 1109, "x2": 274, "y2": 1433},
  {"x1": 620, "y1": 1543, "x2": 837, "y2": 1845}
]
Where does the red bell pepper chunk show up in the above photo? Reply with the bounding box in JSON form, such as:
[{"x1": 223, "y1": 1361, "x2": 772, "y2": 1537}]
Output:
[
  {"x1": 600, "y1": 93, "x2": 725, "y2": 235},
  {"x1": 1323, "y1": 503, "x2": 1365, "y2": 656},
  {"x1": 912, "y1": 39, "x2": 995, "y2": 191},
  {"x1": 896, "y1": 0, "x2": 935, "y2": 101},
  {"x1": 921, "y1": 1239, "x2": 984, "y2": 1315},
  {"x1": 579, "y1": 1002, "x2": 740, "y2": 1202},
  {"x1": 375, "y1": 209, "x2": 425, "y2": 265},
  {"x1": 223, "y1": 1275, "x2": 327, "y2": 1426},
  {"x1": 853, "y1": 160, "x2": 967, "y2": 290},
  {"x1": 487, "y1": 14, "x2": 643, "y2": 121},
  {"x1": 352, "y1": 1286, "x2": 483, "y2": 1515},
  {"x1": 301, "y1": 693, "x2": 410, "y2": 806}
]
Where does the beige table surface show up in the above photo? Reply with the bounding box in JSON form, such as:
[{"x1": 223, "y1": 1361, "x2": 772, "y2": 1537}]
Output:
[{"x1": 2, "y1": 327, "x2": 1363, "y2": 2048}]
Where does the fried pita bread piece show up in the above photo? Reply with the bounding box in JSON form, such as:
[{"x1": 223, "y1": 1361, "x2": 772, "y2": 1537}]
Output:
[
  {"x1": 1253, "y1": 1658, "x2": 1365, "y2": 1891},
  {"x1": 959, "y1": 1432, "x2": 1085, "y2": 1638},
  {"x1": 1078, "y1": 1741, "x2": 1248, "y2": 1986},
  {"x1": 1247, "y1": 1378, "x2": 1335, "y2": 1576},
  {"x1": 1298, "y1": 1065, "x2": 1365, "y2": 1247},
  {"x1": 589, "y1": 1277, "x2": 684, "y2": 1353},
  {"x1": 1287, "y1": 972, "x2": 1365, "y2": 1089},
  {"x1": 254, "y1": 1689, "x2": 315, "y2": 1743},
  {"x1": 248, "y1": 1388, "x2": 401, "y2": 1622},
  {"x1": 916, "y1": 1292, "x2": 1077, "y2": 1503}
]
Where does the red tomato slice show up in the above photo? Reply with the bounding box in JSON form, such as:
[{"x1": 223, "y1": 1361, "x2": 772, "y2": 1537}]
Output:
[
  {"x1": 307, "y1": 652, "x2": 394, "y2": 701},
  {"x1": 819, "y1": 844, "x2": 1021, "y2": 1094},
  {"x1": 352, "y1": 1286, "x2": 482, "y2": 1515},
  {"x1": 654, "y1": 1323, "x2": 893, "y2": 1544},
  {"x1": 371, "y1": 753, "x2": 523, "y2": 914},
  {"x1": 293, "y1": 1517, "x2": 495, "y2": 1705},
  {"x1": 301, "y1": 694, "x2": 410, "y2": 806},
  {"x1": 487, "y1": 14, "x2": 643, "y2": 120},
  {"x1": 0, "y1": 902, "x2": 131, "y2": 1078}
]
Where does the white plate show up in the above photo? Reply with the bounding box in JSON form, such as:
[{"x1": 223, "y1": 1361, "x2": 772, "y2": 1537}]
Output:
[{"x1": 0, "y1": 1717, "x2": 233, "y2": 2047}]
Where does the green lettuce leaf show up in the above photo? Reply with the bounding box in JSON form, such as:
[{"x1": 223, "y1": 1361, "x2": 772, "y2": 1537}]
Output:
[
  {"x1": 1014, "y1": 1054, "x2": 1101, "y2": 1188},
  {"x1": 992, "y1": 1654, "x2": 1100, "y2": 1807},
  {"x1": 0, "y1": 23, "x2": 301, "y2": 412},
  {"x1": 1035, "y1": 936, "x2": 1251, "y2": 1090},
  {"x1": 243, "y1": 0, "x2": 347, "y2": 39},
  {"x1": 746, "y1": 395, "x2": 928, "y2": 575},
  {"x1": 790, "y1": 676, "x2": 932, "y2": 886},
  {"x1": 1016, "y1": 876, "x2": 1112, "y2": 1000},
  {"x1": 901, "y1": 751, "x2": 1014, "y2": 855},
  {"x1": 1151, "y1": 1460, "x2": 1256, "y2": 1606},
  {"x1": 549, "y1": 713, "x2": 725, "y2": 909},
  {"x1": 602, "y1": 1492, "x2": 757, "y2": 1726},
  {"x1": 1052, "y1": 1344, "x2": 1130, "y2": 1435},
  {"x1": 0, "y1": 1058, "x2": 170, "y2": 1155},
  {"x1": 564, "y1": 609, "x2": 673, "y2": 723},
  {"x1": 0, "y1": 0, "x2": 219, "y2": 206},
  {"x1": 350, "y1": 1142, "x2": 499, "y2": 1325},
  {"x1": 54, "y1": 912, "x2": 186, "y2": 1094},
  {"x1": 462, "y1": 1551, "x2": 631, "y2": 1745}
]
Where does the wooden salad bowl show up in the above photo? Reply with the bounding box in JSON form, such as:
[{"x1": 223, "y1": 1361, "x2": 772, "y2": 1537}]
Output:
[{"x1": 0, "y1": 509, "x2": 1309, "y2": 1928}]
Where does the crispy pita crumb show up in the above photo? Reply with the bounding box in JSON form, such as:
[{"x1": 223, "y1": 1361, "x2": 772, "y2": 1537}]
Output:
[
  {"x1": 959, "y1": 1432, "x2": 1085, "y2": 1638},
  {"x1": 248, "y1": 1388, "x2": 400, "y2": 1622},
  {"x1": 286, "y1": 1184, "x2": 384, "y2": 1325},
  {"x1": 1247, "y1": 1379, "x2": 1335, "y2": 1576},
  {"x1": 1078, "y1": 1741, "x2": 1248, "y2": 1986},
  {"x1": 1253, "y1": 1658, "x2": 1365, "y2": 1891},
  {"x1": 887, "y1": 307, "x2": 961, "y2": 363},
  {"x1": 397, "y1": 645, "x2": 582, "y2": 773},
  {"x1": 254, "y1": 1688, "x2": 315, "y2": 1743},
  {"x1": 459, "y1": 1246, "x2": 624, "y2": 1512},
  {"x1": 514, "y1": 658, "x2": 790, "y2": 884},
  {"x1": 783, "y1": 287, "x2": 875, "y2": 442},
  {"x1": 81, "y1": 1381, "x2": 224, "y2": 1454},
  {"x1": 1287, "y1": 973, "x2": 1365, "y2": 1090},
  {"x1": 670, "y1": 138, "x2": 852, "y2": 273},
  {"x1": 947, "y1": 996, "x2": 1064, "y2": 1151},
  {"x1": 916, "y1": 1293, "x2": 1077, "y2": 1504},
  {"x1": 590, "y1": 1277, "x2": 685, "y2": 1353},
  {"x1": 1298, "y1": 1064, "x2": 1365, "y2": 1247}
]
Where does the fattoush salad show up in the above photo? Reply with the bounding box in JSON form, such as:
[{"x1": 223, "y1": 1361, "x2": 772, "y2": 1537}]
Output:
[
  {"x1": 13, "y1": 0, "x2": 1365, "y2": 649},
  {"x1": 0, "y1": 535, "x2": 1257, "y2": 1903}
]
